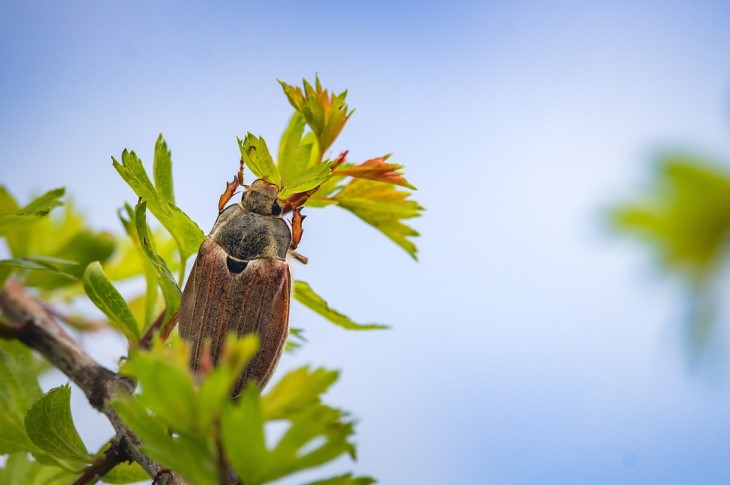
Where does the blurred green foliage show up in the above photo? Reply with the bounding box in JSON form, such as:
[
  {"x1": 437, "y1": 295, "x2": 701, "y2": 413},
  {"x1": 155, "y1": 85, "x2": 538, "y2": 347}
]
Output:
[{"x1": 612, "y1": 154, "x2": 730, "y2": 352}]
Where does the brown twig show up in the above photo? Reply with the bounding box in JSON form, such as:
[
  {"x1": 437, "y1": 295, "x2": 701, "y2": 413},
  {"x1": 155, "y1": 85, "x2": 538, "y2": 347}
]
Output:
[
  {"x1": 0, "y1": 279, "x2": 187, "y2": 485},
  {"x1": 72, "y1": 438, "x2": 128, "y2": 485}
]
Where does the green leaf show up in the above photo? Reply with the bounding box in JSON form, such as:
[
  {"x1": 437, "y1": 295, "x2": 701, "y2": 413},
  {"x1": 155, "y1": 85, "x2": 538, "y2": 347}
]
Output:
[
  {"x1": 24, "y1": 385, "x2": 92, "y2": 465},
  {"x1": 0, "y1": 453, "x2": 76, "y2": 485},
  {"x1": 238, "y1": 133, "x2": 281, "y2": 185},
  {"x1": 331, "y1": 178, "x2": 423, "y2": 259},
  {"x1": 267, "y1": 405, "x2": 356, "y2": 480},
  {"x1": 0, "y1": 188, "x2": 65, "y2": 237},
  {"x1": 611, "y1": 157, "x2": 730, "y2": 279},
  {"x1": 279, "y1": 77, "x2": 352, "y2": 156},
  {"x1": 153, "y1": 134, "x2": 175, "y2": 205},
  {"x1": 263, "y1": 367, "x2": 339, "y2": 420},
  {"x1": 82, "y1": 262, "x2": 140, "y2": 342},
  {"x1": 221, "y1": 384, "x2": 268, "y2": 485},
  {"x1": 294, "y1": 281, "x2": 388, "y2": 330},
  {"x1": 135, "y1": 202, "x2": 182, "y2": 326},
  {"x1": 99, "y1": 460, "x2": 149, "y2": 484},
  {"x1": 223, "y1": 368, "x2": 358, "y2": 484},
  {"x1": 113, "y1": 149, "x2": 204, "y2": 262},
  {"x1": 112, "y1": 397, "x2": 217, "y2": 485},
  {"x1": 280, "y1": 161, "x2": 333, "y2": 198},
  {"x1": 305, "y1": 473, "x2": 376, "y2": 485},
  {"x1": 278, "y1": 113, "x2": 316, "y2": 185},
  {"x1": 0, "y1": 340, "x2": 43, "y2": 454}
]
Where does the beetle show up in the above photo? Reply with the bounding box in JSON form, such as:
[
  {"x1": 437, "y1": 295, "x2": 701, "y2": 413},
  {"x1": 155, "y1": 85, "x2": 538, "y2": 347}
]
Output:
[{"x1": 178, "y1": 163, "x2": 308, "y2": 396}]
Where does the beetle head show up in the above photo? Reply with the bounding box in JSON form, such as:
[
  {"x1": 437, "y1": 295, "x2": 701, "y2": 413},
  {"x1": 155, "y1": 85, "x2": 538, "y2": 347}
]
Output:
[{"x1": 242, "y1": 179, "x2": 283, "y2": 216}]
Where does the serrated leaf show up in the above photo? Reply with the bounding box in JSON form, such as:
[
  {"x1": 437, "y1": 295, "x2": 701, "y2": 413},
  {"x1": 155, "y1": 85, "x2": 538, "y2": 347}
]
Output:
[
  {"x1": 267, "y1": 405, "x2": 356, "y2": 480},
  {"x1": 82, "y1": 262, "x2": 140, "y2": 342},
  {"x1": 280, "y1": 161, "x2": 333, "y2": 198},
  {"x1": 0, "y1": 188, "x2": 65, "y2": 237},
  {"x1": 112, "y1": 397, "x2": 217, "y2": 485},
  {"x1": 331, "y1": 178, "x2": 422, "y2": 259},
  {"x1": 0, "y1": 340, "x2": 43, "y2": 454},
  {"x1": 278, "y1": 113, "x2": 316, "y2": 185},
  {"x1": 24, "y1": 385, "x2": 92, "y2": 465},
  {"x1": 335, "y1": 155, "x2": 416, "y2": 189},
  {"x1": 239, "y1": 133, "x2": 281, "y2": 185},
  {"x1": 263, "y1": 367, "x2": 339, "y2": 420},
  {"x1": 221, "y1": 384, "x2": 268, "y2": 484},
  {"x1": 305, "y1": 473, "x2": 376, "y2": 485},
  {"x1": 135, "y1": 202, "x2": 182, "y2": 326},
  {"x1": 294, "y1": 281, "x2": 388, "y2": 330},
  {"x1": 113, "y1": 149, "x2": 204, "y2": 261},
  {"x1": 0, "y1": 453, "x2": 76, "y2": 485},
  {"x1": 153, "y1": 134, "x2": 175, "y2": 205},
  {"x1": 279, "y1": 77, "x2": 352, "y2": 156}
]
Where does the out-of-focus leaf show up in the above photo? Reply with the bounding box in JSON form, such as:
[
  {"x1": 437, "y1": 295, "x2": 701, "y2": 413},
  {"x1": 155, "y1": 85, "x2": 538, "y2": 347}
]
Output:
[
  {"x1": 280, "y1": 77, "x2": 352, "y2": 157},
  {"x1": 262, "y1": 367, "x2": 339, "y2": 420},
  {"x1": 278, "y1": 112, "x2": 317, "y2": 185},
  {"x1": 294, "y1": 281, "x2": 388, "y2": 330},
  {"x1": 335, "y1": 155, "x2": 416, "y2": 189},
  {"x1": 239, "y1": 133, "x2": 281, "y2": 185},
  {"x1": 24, "y1": 385, "x2": 92, "y2": 465},
  {"x1": 285, "y1": 326, "x2": 307, "y2": 352},
  {"x1": 113, "y1": 149, "x2": 204, "y2": 262},
  {"x1": 611, "y1": 157, "x2": 730, "y2": 279},
  {"x1": 0, "y1": 453, "x2": 76, "y2": 485},
  {"x1": 0, "y1": 340, "x2": 42, "y2": 454},
  {"x1": 153, "y1": 134, "x2": 175, "y2": 205},
  {"x1": 280, "y1": 161, "x2": 333, "y2": 198},
  {"x1": 305, "y1": 474, "x2": 376, "y2": 485},
  {"x1": 0, "y1": 257, "x2": 79, "y2": 281},
  {"x1": 221, "y1": 384, "x2": 268, "y2": 484},
  {"x1": 100, "y1": 460, "x2": 149, "y2": 484},
  {"x1": 0, "y1": 187, "x2": 65, "y2": 237},
  {"x1": 135, "y1": 202, "x2": 181, "y2": 326},
  {"x1": 23, "y1": 231, "x2": 117, "y2": 290},
  {"x1": 82, "y1": 262, "x2": 140, "y2": 342},
  {"x1": 223, "y1": 369, "x2": 357, "y2": 484},
  {"x1": 112, "y1": 397, "x2": 216, "y2": 485},
  {"x1": 330, "y1": 178, "x2": 422, "y2": 259}
]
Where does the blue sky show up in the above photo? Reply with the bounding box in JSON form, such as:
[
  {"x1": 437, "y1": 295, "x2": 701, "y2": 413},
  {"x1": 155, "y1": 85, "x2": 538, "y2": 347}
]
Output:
[{"x1": 3, "y1": 1, "x2": 730, "y2": 483}]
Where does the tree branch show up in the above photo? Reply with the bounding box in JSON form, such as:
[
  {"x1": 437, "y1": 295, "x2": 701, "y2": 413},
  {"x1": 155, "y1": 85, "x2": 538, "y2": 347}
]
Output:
[{"x1": 0, "y1": 279, "x2": 186, "y2": 485}]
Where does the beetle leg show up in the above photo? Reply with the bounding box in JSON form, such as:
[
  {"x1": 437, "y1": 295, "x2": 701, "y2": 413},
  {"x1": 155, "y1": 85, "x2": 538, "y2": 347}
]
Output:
[
  {"x1": 217, "y1": 175, "x2": 241, "y2": 213},
  {"x1": 291, "y1": 208, "x2": 306, "y2": 249}
]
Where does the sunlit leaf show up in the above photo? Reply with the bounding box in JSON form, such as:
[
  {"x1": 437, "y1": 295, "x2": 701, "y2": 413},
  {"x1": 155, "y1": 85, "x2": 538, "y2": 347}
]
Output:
[
  {"x1": 135, "y1": 202, "x2": 181, "y2": 326},
  {"x1": 153, "y1": 134, "x2": 175, "y2": 205},
  {"x1": 330, "y1": 178, "x2": 422, "y2": 259},
  {"x1": 335, "y1": 155, "x2": 416, "y2": 189},
  {"x1": 24, "y1": 385, "x2": 92, "y2": 465},
  {"x1": 280, "y1": 161, "x2": 333, "y2": 198},
  {"x1": 294, "y1": 281, "x2": 388, "y2": 330},
  {"x1": 221, "y1": 384, "x2": 268, "y2": 484},
  {"x1": 239, "y1": 133, "x2": 281, "y2": 185},
  {"x1": 278, "y1": 112, "x2": 317, "y2": 185},
  {"x1": 263, "y1": 367, "x2": 339, "y2": 420},
  {"x1": 279, "y1": 77, "x2": 352, "y2": 156},
  {"x1": 113, "y1": 149, "x2": 204, "y2": 262},
  {"x1": 82, "y1": 262, "x2": 140, "y2": 342}
]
